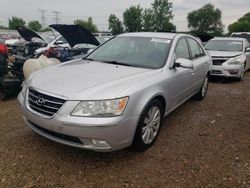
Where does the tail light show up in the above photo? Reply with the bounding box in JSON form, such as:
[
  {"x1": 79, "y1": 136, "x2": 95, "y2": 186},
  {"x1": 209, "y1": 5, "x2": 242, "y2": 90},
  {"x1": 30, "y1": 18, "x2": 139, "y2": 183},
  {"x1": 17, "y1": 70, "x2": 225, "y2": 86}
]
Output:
[{"x1": 0, "y1": 44, "x2": 8, "y2": 55}]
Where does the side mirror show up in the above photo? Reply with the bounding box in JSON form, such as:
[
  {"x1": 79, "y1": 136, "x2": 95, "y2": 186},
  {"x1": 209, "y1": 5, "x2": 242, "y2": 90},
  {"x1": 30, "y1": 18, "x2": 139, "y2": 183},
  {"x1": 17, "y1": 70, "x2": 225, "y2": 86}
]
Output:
[
  {"x1": 54, "y1": 40, "x2": 64, "y2": 45},
  {"x1": 174, "y1": 58, "x2": 194, "y2": 69},
  {"x1": 87, "y1": 48, "x2": 94, "y2": 54},
  {"x1": 245, "y1": 47, "x2": 250, "y2": 52}
]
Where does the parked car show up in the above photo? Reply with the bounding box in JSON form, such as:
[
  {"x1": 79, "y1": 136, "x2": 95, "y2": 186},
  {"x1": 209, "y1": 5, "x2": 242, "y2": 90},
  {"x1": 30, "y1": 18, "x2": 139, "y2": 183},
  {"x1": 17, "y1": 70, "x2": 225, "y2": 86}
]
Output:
[
  {"x1": 46, "y1": 24, "x2": 100, "y2": 61},
  {"x1": 12, "y1": 26, "x2": 69, "y2": 60},
  {"x1": 205, "y1": 37, "x2": 250, "y2": 80},
  {"x1": 0, "y1": 38, "x2": 8, "y2": 78},
  {"x1": 18, "y1": 32, "x2": 211, "y2": 152},
  {"x1": 230, "y1": 32, "x2": 250, "y2": 42}
]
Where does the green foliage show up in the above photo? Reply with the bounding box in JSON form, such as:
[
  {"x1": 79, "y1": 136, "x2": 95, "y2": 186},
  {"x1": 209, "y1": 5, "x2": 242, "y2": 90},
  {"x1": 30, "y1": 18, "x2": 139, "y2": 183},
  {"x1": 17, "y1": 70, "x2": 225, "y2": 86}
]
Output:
[
  {"x1": 123, "y1": 5, "x2": 143, "y2": 32},
  {"x1": 142, "y1": 9, "x2": 155, "y2": 31},
  {"x1": 27, "y1": 20, "x2": 42, "y2": 31},
  {"x1": 238, "y1": 12, "x2": 250, "y2": 23},
  {"x1": 8, "y1": 16, "x2": 26, "y2": 30},
  {"x1": 108, "y1": 14, "x2": 124, "y2": 35},
  {"x1": 228, "y1": 12, "x2": 250, "y2": 34},
  {"x1": 0, "y1": 25, "x2": 8, "y2": 29},
  {"x1": 74, "y1": 17, "x2": 98, "y2": 33},
  {"x1": 187, "y1": 3, "x2": 224, "y2": 36},
  {"x1": 40, "y1": 27, "x2": 51, "y2": 32},
  {"x1": 150, "y1": 0, "x2": 175, "y2": 32}
]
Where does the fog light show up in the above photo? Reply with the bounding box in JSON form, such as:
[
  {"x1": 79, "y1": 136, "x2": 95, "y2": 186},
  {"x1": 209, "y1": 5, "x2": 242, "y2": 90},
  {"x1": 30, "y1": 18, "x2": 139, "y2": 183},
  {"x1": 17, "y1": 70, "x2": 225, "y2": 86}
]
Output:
[
  {"x1": 228, "y1": 70, "x2": 239, "y2": 75},
  {"x1": 91, "y1": 139, "x2": 111, "y2": 148}
]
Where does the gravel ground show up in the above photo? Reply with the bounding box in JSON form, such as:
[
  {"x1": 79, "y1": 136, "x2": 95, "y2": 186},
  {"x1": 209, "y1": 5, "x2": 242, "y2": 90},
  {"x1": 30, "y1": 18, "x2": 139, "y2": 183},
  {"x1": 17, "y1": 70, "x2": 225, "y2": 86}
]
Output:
[{"x1": 0, "y1": 72, "x2": 250, "y2": 188}]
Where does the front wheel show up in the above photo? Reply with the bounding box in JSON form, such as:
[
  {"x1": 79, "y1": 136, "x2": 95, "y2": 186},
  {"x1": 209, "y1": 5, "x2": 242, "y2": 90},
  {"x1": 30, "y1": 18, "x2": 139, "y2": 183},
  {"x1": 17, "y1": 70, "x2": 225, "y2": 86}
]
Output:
[
  {"x1": 193, "y1": 74, "x2": 209, "y2": 101},
  {"x1": 132, "y1": 99, "x2": 163, "y2": 151},
  {"x1": 236, "y1": 63, "x2": 246, "y2": 81}
]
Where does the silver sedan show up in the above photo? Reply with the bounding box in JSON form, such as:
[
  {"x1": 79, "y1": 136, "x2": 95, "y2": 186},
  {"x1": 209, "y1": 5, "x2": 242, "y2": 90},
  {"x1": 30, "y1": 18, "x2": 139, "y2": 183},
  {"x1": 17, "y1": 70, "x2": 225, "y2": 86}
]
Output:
[{"x1": 18, "y1": 32, "x2": 212, "y2": 152}]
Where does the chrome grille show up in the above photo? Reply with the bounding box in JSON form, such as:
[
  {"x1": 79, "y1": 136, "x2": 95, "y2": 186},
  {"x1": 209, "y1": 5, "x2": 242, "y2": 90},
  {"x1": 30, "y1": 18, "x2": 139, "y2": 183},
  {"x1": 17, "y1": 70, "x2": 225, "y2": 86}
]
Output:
[
  {"x1": 211, "y1": 70, "x2": 222, "y2": 74},
  {"x1": 212, "y1": 59, "x2": 226, "y2": 66},
  {"x1": 28, "y1": 88, "x2": 65, "y2": 117}
]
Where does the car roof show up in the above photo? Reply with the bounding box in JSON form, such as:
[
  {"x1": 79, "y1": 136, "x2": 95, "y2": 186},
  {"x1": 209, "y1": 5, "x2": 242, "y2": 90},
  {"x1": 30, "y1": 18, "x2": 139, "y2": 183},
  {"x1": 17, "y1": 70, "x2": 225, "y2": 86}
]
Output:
[
  {"x1": 211, "y1": 37, "x2": 246, "y2": 41},
  {"x1": 231, "y1": 32, "x2": 250, "y2": 34},
  {"x1": 118, "y1": 32, "x2": 178, "y2": 39}
]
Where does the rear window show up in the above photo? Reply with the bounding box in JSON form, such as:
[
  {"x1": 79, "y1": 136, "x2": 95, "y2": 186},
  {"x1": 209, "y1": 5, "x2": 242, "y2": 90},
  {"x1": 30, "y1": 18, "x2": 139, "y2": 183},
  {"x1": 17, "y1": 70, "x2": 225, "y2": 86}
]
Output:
[{"x1": 231, "y1": 33, "x2": 250, "y2": 42}]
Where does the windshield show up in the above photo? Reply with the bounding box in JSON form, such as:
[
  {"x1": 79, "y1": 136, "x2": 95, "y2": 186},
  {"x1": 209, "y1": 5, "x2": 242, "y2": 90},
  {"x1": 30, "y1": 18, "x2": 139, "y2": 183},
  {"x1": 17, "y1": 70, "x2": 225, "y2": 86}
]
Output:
[
  {"x1": 231, "y1": 34, "x2": 250, "y2": 42},
  {"x1": 32, "y1": 31, "x2": 59, "y2": 43},
  {"x1": 205, "y1": 40, "x2": 243, "y2": 52},
  {"x1": 87, "y1": 36, "x2": 172, "y2": 69}
]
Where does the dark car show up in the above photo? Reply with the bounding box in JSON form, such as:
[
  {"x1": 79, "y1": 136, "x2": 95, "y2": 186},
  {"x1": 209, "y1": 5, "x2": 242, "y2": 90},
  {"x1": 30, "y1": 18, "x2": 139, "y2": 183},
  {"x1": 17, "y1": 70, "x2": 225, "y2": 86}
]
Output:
[{"x1": 230, "y1": 32, "x2": 250, "y2": 42}]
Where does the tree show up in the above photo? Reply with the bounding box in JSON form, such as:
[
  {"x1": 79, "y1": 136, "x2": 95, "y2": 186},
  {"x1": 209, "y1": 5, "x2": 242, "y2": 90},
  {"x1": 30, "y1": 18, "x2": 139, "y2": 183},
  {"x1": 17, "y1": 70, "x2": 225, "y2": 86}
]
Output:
[
  {"x1": 8, "y1": 16, "x2": 25, "y2": 29},
  {"x1": 151, "y1": 0, "x2": 176, "y2": 32},
  {"x1": 228, "y1": 12, "x2": 250, "y2": 33},
  {"x1": 108, "y1": 14, "x2": 123, "y2": 35},
  {"x1": 187, "y1": 3, "x2": 224, "y2": 36},
  {"x1": 74, "y1": 17, "x2": 98, "y2": 33},
  {"x1": 28, "y1": 20, "x2": 42, "y2": 31},
  {"x1": 142, "y1": 9, "x2": 155, "y2": 31},
  {"x1": 238, "y1": 12, "x2": 250, "y2": 23},
  {"x1": 123, "y1": 5, "x2": 143, "y2": 32}
]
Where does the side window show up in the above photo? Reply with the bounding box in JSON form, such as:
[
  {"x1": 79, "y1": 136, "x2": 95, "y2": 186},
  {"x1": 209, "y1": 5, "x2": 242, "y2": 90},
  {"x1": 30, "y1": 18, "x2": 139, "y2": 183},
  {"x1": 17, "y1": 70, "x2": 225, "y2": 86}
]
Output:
[
  {"x1": 245, "y1": 40, "x2": 249, "y2": 48},
  {"x1": 175, "y1": 38, "x2": 190, "y2": 60},
  {"x1": 187, "y1": 38, "x2": 205, "y2": 59}
]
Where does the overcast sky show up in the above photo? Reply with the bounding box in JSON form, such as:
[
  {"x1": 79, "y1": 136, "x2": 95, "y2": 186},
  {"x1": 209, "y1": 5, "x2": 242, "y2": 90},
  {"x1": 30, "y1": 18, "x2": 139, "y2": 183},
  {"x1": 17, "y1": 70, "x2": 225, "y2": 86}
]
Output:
[{"x1": 0, "y1": 0, "x2": 249, "y2": 32}]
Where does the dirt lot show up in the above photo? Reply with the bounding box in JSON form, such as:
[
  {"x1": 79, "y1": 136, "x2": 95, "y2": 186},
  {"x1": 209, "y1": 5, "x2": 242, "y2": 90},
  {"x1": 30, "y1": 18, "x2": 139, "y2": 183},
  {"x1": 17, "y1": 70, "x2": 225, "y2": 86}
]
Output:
[{"x1": 0, "y1": 73, "x2": 250, "y2": 188}]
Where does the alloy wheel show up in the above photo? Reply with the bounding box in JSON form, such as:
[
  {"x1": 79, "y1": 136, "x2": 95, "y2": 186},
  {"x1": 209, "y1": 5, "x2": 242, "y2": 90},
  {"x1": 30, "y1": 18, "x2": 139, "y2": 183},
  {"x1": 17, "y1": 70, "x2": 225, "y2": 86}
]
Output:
[{"x1": 142, "y1": 106, "x2": 161, "y2": 144}]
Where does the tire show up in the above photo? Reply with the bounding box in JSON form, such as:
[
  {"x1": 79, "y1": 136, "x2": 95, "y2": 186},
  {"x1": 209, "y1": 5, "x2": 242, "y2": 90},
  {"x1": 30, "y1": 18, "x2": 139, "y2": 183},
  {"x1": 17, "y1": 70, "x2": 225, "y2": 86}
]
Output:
[
  {"x1": 193, "y1": 74, "x2": 209, "y2": 101},
  {"x1": 236, "y1": 62, "x2": 246, "y2": 81},
  {"x1": 132, "y1": 99, "x2": 164, "y2": 151}
]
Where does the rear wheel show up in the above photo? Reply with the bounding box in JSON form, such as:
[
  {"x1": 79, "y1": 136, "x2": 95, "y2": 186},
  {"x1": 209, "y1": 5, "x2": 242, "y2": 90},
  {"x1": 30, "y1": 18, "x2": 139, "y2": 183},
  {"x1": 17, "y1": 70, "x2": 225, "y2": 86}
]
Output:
[
  {"x1": 132, "y1": 99, "x2": 163, "y2": 151},
  {"x1": 193, "y1": 74, "x2": 209, "y2": 101}
]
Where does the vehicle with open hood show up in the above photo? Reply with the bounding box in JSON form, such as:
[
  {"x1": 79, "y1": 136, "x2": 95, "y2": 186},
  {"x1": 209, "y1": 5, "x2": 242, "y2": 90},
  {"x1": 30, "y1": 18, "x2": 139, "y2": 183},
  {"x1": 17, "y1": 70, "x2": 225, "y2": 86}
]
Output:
[
  {"x1": 46, "y1": 24, "x2": 100, "y2": 61},
  {"x1": 205, "y1": 37, "x2": 250, "y2": 80},
  {"x1": 18, "y1": 32, "x2": 211, "y2": 152},
  {"x1": 12, "y1": 26, "x2": 69, "y2": 60}
]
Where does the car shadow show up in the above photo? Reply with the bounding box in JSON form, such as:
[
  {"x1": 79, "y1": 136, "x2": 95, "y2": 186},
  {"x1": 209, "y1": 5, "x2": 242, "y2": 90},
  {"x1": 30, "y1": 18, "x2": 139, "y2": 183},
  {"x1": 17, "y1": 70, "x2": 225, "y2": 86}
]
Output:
[{"x1": 209, "y1": 76, "x2": 239, "y2": 84}]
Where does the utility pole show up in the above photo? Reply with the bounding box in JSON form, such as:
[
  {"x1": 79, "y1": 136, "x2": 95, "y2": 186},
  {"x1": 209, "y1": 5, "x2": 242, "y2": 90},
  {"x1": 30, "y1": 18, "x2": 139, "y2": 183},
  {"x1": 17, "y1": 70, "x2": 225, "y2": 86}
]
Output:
[
  {"x1": 38, "y1": 9, "x2": 46, "y2": 27},
  {"x1": 52, "y1": 11, "x2": 61, "y2": 24}
]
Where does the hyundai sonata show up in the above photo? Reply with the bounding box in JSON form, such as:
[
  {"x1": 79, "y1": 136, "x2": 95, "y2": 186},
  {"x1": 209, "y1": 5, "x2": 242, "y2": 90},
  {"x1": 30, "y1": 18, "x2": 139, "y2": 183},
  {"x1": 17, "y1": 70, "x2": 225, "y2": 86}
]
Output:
[{"x1": 18, "y1": 32, "x2": 212, "y2": 152}]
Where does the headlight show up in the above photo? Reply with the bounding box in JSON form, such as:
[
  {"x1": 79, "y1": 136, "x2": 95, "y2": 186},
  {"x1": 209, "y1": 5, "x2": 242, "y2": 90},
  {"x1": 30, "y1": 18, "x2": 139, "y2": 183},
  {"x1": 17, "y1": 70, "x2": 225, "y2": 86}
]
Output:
[
  {"x1": 228, "y1": 57, "x2": 243, "y2": 65},
  {"x1": 21, "y1": 81, "x2": 28, "y2": 96},
  {"x1": 71, "y1": 97, "x2": 129, "y2": 117}
]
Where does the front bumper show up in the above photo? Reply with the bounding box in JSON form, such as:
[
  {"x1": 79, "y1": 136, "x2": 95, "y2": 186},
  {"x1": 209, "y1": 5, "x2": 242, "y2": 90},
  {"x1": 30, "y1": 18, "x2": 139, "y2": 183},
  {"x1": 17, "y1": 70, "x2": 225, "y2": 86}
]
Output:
[
  {"x1": 210, "y1": 64, "x2": 244, "y2": 78},
  {"x1": 18, "y1": 93, "x2": 139, "y2": 152}
]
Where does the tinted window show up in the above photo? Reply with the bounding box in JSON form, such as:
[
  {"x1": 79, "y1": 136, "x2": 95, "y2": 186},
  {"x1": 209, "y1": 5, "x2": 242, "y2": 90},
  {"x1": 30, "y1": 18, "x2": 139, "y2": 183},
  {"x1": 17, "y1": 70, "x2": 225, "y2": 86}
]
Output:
[
  {"x1": 231, "y1": 33, "x2": 250, "y2": 42},
  {"x1": 175, "y1": 38, "x2": 190, "y2": 59},
  {"x1": 205, "y1": 40, "x2": 243, "y2": 52},
  {"x1": 187, "y1": 38, "x2": 205, "y2": 59},
  {"x1": 88, "y1": 36, "x2": 172, "y2": 69}
]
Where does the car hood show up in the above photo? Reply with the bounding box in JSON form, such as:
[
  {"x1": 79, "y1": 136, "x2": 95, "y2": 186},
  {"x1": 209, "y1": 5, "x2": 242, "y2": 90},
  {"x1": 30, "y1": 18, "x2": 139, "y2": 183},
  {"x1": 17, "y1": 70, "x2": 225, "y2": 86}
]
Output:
[
  {"x1": 29, "y1": 59, "x2": 159, "y2": 100},
  {"x1": 208, "y1": 50, "x2": 242, "y2": 58},
  {"x1": 49, "y1": 24, "x2": 100, "y2": 47},
  {"x1": 16, "y1": 26, "x2": 46, "y2": 43}
]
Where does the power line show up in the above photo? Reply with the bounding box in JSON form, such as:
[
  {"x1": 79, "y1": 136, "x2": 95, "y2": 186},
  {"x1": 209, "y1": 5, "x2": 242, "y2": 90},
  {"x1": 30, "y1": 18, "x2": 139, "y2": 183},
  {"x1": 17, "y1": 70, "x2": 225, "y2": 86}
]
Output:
[
  {"x1": 38, "y1": 9, "x2": 46, "y2": 27},
  {"x1": 52, "y1": 11, "x2": 61, "y2": 24}
]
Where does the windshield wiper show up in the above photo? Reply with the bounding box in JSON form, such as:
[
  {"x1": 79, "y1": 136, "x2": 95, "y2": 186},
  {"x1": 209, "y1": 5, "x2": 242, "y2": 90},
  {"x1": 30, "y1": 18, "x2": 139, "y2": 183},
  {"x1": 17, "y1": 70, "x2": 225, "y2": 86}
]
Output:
[
  {"x1": 102, "y1": 60, "x2": 136, "y2": 67},
  {"x1": 82, "y1": 57, "x2": 95, "y2": 61}
]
